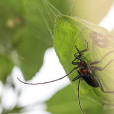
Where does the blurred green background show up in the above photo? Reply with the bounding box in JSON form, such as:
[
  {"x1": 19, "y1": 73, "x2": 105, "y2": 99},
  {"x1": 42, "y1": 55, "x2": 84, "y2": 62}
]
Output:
[{"x1": 0, "y1": 0, "x2": 114, "y2": 114}]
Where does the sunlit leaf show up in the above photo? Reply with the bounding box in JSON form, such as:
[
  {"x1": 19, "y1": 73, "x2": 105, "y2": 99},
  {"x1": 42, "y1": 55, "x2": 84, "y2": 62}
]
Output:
[
  {"x1": 71, "y1": 0, "x2": 113, "y2": 24},
  {"x1": 49, "y1": 0, "x2": 114, "y2": 24},
  {"x1": 54, "y1": 14, "x2": 114, "y2": 106}
]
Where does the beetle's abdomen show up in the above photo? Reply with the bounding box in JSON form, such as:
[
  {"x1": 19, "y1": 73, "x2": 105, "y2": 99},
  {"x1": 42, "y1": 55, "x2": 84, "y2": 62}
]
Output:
[{"x1": 82, "y1": 74, "x2": 99, "y2": 87}]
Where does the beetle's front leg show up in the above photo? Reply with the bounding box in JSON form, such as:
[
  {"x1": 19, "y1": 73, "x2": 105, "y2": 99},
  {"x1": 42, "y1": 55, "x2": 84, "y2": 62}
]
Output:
[{"x1": 72, "y1": 57, "x2": 80, "y2": 65}]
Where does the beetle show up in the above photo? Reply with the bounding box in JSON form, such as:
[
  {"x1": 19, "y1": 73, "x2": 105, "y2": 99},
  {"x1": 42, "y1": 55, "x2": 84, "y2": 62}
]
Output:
[
  {"x1": 72, "y1": 40, "x2": 114, "y2": 90},
  {"x1": 71, "y1": 41, "x2": 114, "y2": 113},
  {"x1": 17, "y1": 41, "x2": 114, "y2": 114}
]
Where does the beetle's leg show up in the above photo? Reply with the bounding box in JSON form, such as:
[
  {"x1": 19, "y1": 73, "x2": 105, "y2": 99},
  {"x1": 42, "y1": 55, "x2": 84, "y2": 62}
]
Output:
[
  {"x1": 90, "y1": 59, "x2": 114, "y2": 93},
  {"x1": 74, "y1": 40, "x2": 88, "y2": 56},
  {"x1": 79, "y1": 40, "x2": 88, "y2": 53},
  {"x1": 90, "y1": 50, "x2": 114, "y2": 65},
  {"x1": 73, "y1": 41, "x2": 88, "y2": 62},
  {"x1": 72, "y1": 75, "x2": 81, "y2": 82},
  {"x1": 94, "y1": 74, "x2": 114, "y2": 93},
  {"x1": 72, "y1": 52, "x2": 81, "y2": 65},
  {"x1": 72, "y1": 71, "x2": 82, "y2": 82},
  {"x1": 72, "y1": 55, "x2": 83, "y2": 64},
  {"x1": 90, "y1": 59, "x2": 114, "y2": 71}
]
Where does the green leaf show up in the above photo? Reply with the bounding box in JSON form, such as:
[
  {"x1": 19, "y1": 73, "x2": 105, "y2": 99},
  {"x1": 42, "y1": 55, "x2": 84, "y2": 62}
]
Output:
[
  {"x1": 46, "y1": 85, "x2": 114, "y2": 114},
  {"x1": 0, "y1": 55, "x2": 14, "y2": 83},
  {"x1": 54, "y1": 14, "x2": 114, "y2": 106},
  {"x1": 0, "y1": 0, "x2": 60, "y2": 82}
]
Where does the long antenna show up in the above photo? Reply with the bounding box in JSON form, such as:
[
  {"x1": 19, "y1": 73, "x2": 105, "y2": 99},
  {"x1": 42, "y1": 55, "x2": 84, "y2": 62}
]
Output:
[
  {"x1": 78, "y1": 79, "x2": 85, "y2": 114},
  {"x1": 17, "y1": 67, "x2": 78, "y2": 85}
]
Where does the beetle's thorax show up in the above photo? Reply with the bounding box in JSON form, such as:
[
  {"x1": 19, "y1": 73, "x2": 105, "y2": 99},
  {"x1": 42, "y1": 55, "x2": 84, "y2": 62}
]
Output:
[{"x1": 78, "y1": 61, "x2": 88, "y2": 74}]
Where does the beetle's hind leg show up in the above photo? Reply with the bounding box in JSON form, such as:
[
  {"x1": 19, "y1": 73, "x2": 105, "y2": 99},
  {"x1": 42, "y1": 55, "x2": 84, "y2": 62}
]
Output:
[
  {"x1": 94, "y1": 74, "x2": 114, "y2": 93},
  {"x1": 90, "y1": 50, "x2": 114, "y2": 65},
  {"x1": 91, "y1": 59, "x2": 114, "y2": 93},
  {"x1": 90, "y1": 59, "x2": 114, "y2": 71}
]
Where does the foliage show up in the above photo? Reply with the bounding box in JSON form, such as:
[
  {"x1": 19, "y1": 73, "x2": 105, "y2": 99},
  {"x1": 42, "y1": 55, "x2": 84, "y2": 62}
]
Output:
[
  {"x1": 0, "y1": 0, "x2": 58, "y2": 83},
  {"x1": 46, "y1": 85, "x2": 114, "y2": 114},
  {"x1": 0, "y1": 0, "x2": 114, "y2": 114}
]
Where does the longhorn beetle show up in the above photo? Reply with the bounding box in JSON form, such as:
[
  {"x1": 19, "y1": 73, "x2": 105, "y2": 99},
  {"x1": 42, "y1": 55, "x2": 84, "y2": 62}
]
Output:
[{"x1": 17, "y1": 41, "x2": 114, "y2": 114}]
